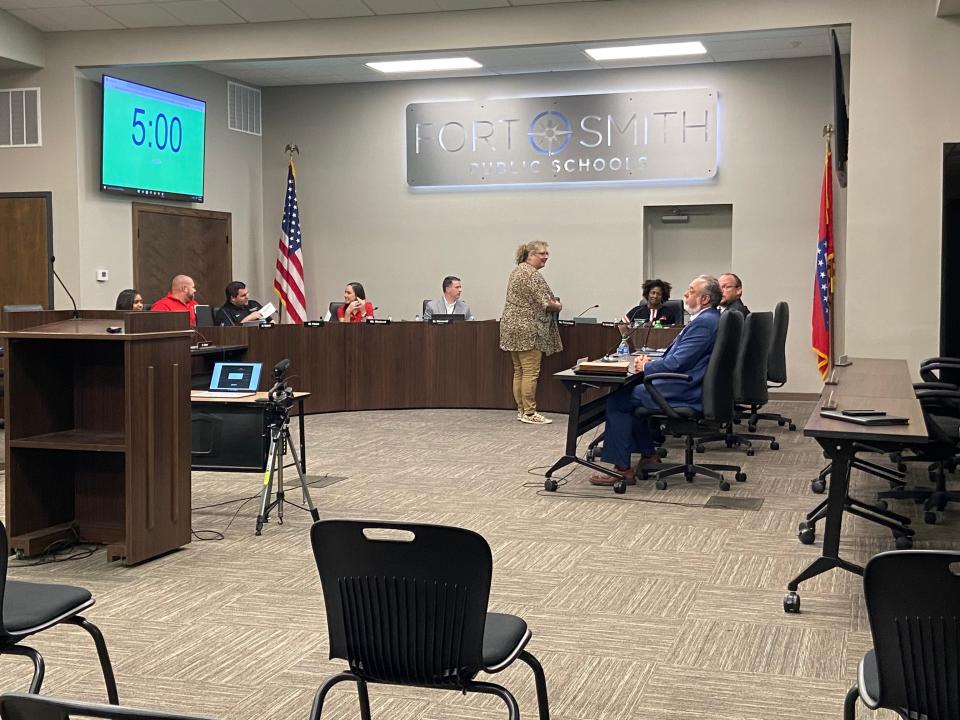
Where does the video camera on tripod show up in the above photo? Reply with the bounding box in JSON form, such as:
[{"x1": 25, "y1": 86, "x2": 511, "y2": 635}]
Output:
[{"x1": 255, "y1": 358, "x2": 319, "y2": 535}]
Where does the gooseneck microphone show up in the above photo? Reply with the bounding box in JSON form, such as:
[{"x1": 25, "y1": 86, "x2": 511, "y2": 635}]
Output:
[
  {"x1": 574, "y1": 303, "x2": 599, "y2": 319},
  {"x1": 50, "y1": 255, "x2": 80, "y2": 319}
]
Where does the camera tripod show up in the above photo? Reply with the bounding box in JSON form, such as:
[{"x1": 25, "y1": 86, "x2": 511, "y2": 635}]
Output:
[{"x1": 255, "y1": 403, "x2": 320, "y2": 536}]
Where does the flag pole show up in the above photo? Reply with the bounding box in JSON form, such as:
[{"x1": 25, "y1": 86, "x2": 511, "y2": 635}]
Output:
[
  {"x1": 823, "y1": 125, "x2": 835, "y2": 382},
  {"x1": 277, "y1": 143, "x2": 300, "y2": 326}
]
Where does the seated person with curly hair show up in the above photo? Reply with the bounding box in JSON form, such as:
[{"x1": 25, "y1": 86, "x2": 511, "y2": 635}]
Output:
[{"x1": 624, "y1": 278, "x2": 682, "y2": 326}]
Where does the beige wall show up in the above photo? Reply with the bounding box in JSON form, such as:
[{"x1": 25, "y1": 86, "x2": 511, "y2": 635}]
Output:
[
  {"x1": 261, "y1": 57, "x2": 832, "y2": 391},
  {"x1": 0, "y1": 0, "x2": 956, "y2": 393}
]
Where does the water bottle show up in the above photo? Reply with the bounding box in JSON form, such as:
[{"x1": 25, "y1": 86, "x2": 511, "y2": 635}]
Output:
[{"x1": 616, "y1": 337, "x2": 630, "y2": 356}]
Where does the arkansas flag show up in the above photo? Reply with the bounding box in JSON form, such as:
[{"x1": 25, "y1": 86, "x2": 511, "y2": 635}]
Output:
[{"x1": 812, "y1": 145, "x2": 834, "y2": 380}]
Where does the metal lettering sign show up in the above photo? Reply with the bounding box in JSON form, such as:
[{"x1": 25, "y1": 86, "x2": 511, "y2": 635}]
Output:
[{"x1": 406, "y1": 88, "x2": 717, "y2": 187}]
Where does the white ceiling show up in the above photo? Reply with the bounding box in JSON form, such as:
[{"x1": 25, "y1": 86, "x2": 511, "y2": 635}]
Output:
[
  {"x1": 0, "y1": 0, "x2": 606, "y2": 31},
  {"x1": 198, "y1": 26, "x2": 851, "y2": 86}
]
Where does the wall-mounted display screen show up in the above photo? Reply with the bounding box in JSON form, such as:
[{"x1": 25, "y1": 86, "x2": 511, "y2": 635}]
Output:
[{"x1": 101, "y1": 75, "x2": 206, "y2": 203}]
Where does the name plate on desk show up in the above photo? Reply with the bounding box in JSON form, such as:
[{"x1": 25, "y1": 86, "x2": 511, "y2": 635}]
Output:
[
  {"x1": 558, "y1": 319, "x2": 575, "y2": 327},
  {"x1": 365, "y1": 318, "x2": 391, "y2": 325},
  {"x1": 196, "y1": 341, "x2": 211, "y2": 348},
  {"x1": 601, "y1": 321, "x2": 618, "y2": 328},
  {"x1": 304, "y1": 320, "x2": 324, "y2": 327}
]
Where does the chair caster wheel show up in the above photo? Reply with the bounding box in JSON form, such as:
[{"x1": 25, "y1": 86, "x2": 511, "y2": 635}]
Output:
[
  {"x1": 894, "y1": 535, "x2": 913, "y2": 550},
  {"x1": 798, "y1": 527, "x2": 815, "y2": 545},
  {"x1": 735, "y1": 472, "x2": 747, "y2": 482},
  {"x1": 924, "y1": 510, "x2": 938, "y2": 525},
  {"x1": 788, "y1": 423, "x2": 797, "y2": 431},
  {"x1": 783, "y1": 592, "x2": 800, "y2": 613},
  {"x1": 811, "y1": 480, "x2": 826, "y2": 494},
  {"x1": 718, "y1": 479, "x2": 730, "y2": 491},
  {"x1": 695, "y1": 445, "x2": 705, "y2": 453},
  {"x1": 655, "y1": 479, "x2": 667, "y2": 490},
  {"x1": 897, "y1": 463, "x2": 907, "y2": 472},
  {"x1": 770, "y1": 441, "x2": 780, "y2": 450},
  {"x1": 876, "y1": 500, "x2": 888, "y2": 510},
  {"x1": 544, "y1": 479, "x2": 558, "y2": 492},
  {"x1": 613, "y1": 481, "x2": 626, "y2": 494},
  {"x1": 778, "y1": 419, "x2": 785, "y2": 426},
  {"x1": 746, "y1": 448, "x2": 755, "y2": 457},
  {"x1": 656, "y1": 447, "x2": 668, "y2": 458},
  {"x1": 748, "y1": 424, "x2": 757, "y2": 432}
]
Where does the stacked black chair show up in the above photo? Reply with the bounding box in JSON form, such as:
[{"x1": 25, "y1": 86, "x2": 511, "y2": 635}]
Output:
[
  {"x1": 747, "y1": 301, "x2": 796, "y2": 431},
  {"x1": 0, "y1": 693, "x2": 215, "y2": 720},
  {"x1": 845, "y1": 550, "x2": 960, "y2": 720},
  {"x1": 309, "y1": 519, "x2": 549, "y2": 720},
  {"x1": 0, "y1": 521, "x2": 118, "y2": 703},
  {"x1": 696, "y1": 311, "x2": 778, "y2": 455},
  {"x1": 635, "y1": 310, "x2": 745, "y2": 491}
]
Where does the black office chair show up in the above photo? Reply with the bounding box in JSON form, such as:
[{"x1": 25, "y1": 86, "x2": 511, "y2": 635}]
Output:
[
  {"x1": 0, "y1": 521, "x2": 118, "y2": 703},
  {"x1": 845, "y1": 550, "x2": 960, "y2": 720},
  {"x1": 696, "y1": 312, "x2": 778, "y2": 455},
  {"x1": 309, "y1": 520, "x2": 549, "y2": 720},
  {"x1": 748, "y1": 301, "x2": 796, "y2": 431},
  {"x1": 662, "y1": 299, "x2": 684, "y2": 326},
  {"x1": 636, "y1": 310, "x2": 745, "y2": 491},
  {"x1": 328, "y1": 301, "x2": 343, "y2": 321},
  {"x1": 0, "y1": 693, "x2": 216, "y2": 720},
  {"x1": 422, "y1": 299, "x2": 430, "y2": 316}
]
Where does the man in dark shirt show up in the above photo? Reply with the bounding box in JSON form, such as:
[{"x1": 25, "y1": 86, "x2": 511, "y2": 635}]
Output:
[
  {"x1": 215, "y1": 281, "x2": 264, "y2": 326},
  {"x1": 718, "y1": 273, "x2": 750, "y2": 316}
]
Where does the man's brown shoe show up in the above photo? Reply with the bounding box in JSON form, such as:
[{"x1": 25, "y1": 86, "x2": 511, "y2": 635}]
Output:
[{"x1": 589, "y1": 468, "x2": 636, "y2": 486}]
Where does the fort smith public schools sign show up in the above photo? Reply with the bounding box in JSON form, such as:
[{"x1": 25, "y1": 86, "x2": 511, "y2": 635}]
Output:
[{"x1": 406, "y1": 88, "x2": 717, "y2": 187}]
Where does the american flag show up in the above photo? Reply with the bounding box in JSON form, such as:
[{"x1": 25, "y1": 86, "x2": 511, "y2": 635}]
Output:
[
  {"x1": 274, "y1": 159, "x2": 307, "y2": 323},
  {"x1": 812, "y1": 144, "x2": 833, "y2": 380}
]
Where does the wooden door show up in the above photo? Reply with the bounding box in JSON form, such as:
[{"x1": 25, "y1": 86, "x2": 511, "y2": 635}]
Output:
[
  {"x1": 0, "y1": 193, "x2": 52, "y2": 309},
  {"x1": 133, "y1": 203, "x2": 231, "y2": 309}
]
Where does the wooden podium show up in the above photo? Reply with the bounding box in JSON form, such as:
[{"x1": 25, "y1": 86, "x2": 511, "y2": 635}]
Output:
[{"x1": 1, "y1": 310, "x2": 192, "y2": 565}]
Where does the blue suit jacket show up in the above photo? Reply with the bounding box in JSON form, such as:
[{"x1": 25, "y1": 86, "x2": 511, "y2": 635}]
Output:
[{"x1": 641, "y1": 307, "x2": 719, "y2": 410}]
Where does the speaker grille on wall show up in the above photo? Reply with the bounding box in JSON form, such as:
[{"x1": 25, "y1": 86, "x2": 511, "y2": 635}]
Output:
[
  {"x1": 227, "y1": 81, "x2": 261, "y2": 136},
  {"x1": 0, "y1": 88, "x2": 41, "y2": 147}
]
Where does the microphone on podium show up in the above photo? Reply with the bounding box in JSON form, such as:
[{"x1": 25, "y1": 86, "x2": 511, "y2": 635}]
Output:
[
  {"x1": 50, "y1": 255, "x2": 80, "y2": 319},
  {"x1": 573, "y1": 303, "x2": 599, "y2": 319}
]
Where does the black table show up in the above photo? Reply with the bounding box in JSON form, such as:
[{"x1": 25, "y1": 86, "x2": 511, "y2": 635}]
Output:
[
  {"x1": 546, "y1": 367, "x2": 644, "y2": 494},
  {"x1": 784, "y1": 359, "x2": 927, "y2": 614}
]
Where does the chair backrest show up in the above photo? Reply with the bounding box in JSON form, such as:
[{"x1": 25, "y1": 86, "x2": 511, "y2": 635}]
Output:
[
  {"x1": 0, "y1": 521, "x2": 11, "y2": 642},
  {"x1": 422, "y1": 299, "x2": 430, "y2": 316},
  {"x1": 328, "y1": 301, "x2": 343, "y2": 320},
  {"x1": 701, "y1": 309, "x2": 743, "y2": 422},
  {"x1": 663, "y1": 299, "x2": 685, "y2": 326},
  {"x1": 735, "y1": 311, "x2": 773, "y2": 405},
  {"x1": 0, "y1": 693, "x2": 217, "y2": 719},
  {"x1": 863, "y1": 550, "x2": 960, "y2": 719},
  {"x1": 311, "y1": 519, "x2": 493, "y2": 689},
  {"x1": 767, "y1": 301, "x2": 789, "y2": 384},
  {"x1": 195, "y1": 304, "x2": 215, "y2": 327}
]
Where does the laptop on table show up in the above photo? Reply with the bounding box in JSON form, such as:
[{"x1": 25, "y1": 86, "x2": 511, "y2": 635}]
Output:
[{"x1": 193, "y1": 362, "x2": 262, "y2": 398}]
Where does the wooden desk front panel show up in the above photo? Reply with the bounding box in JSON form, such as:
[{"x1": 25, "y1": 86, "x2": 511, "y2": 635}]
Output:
[{"x1": 202, "y1": 322, "x2": 680, "y2": 414}]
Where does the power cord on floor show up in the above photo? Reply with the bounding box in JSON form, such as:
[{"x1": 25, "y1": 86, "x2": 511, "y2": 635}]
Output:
[{"x1": 9, "y1": 527, "x2": 98, "y2": 567}]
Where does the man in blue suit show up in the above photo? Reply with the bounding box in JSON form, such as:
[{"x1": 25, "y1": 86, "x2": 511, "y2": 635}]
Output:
[{"x1": 591, "y1": 275, "x2": 722, "y2": 486}]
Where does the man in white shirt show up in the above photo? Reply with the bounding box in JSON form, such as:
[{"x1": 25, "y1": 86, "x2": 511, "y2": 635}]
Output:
[{"x1": 423, "y1": 276, "x2": 474, "y2": 320}]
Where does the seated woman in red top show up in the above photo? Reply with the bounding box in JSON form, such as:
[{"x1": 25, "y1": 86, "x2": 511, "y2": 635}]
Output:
[{"x1": 337, "y1": 282, "x2": 374, "y2": 323}]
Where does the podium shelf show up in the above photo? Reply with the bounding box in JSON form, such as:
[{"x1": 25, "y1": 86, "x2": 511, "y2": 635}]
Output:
[{"x1": 9, "y1": 429, "x2": 126, "y2": 452}]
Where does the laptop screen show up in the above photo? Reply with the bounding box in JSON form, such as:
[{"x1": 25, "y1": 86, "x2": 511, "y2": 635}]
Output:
[{"x1": 209, "y1": 362, "x2": 262, "y2": 392}]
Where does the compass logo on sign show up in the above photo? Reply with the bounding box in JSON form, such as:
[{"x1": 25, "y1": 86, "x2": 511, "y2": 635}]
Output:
[{"x1": 527, "y1": 110, "x2": 572, "y2": 156}]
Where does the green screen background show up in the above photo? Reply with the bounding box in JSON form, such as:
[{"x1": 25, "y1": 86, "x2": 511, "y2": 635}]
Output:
[{"x1": 102, "y1": 80, "x2": 206, "y2": 198}]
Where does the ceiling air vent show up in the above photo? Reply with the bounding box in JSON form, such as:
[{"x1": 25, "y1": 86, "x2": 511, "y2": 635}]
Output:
[
  {"x1": 0, "y1": 88, "x2": 41, "y2": 147},
  {"x1": 227, "y1": 81, "x2": 261, "y2": 136}
]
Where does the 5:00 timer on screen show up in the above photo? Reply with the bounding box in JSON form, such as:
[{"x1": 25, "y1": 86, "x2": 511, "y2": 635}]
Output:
[{"x1": 131, "y1": 108, "x2": 184, "y2": 152}]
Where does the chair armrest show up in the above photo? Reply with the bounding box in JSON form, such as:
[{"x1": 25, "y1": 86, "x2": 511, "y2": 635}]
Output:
[
  {"x1": 919, "y1": 360, "x2": 960, "y2": 383},
  {"x1": 920, "y1": 356, "x2": 960, "y2": 367},
  {"x1": 914, "y1": 382, "x2": 957, "y2": 391},
  {"x1": 642, "y1": 372, "x2": 692, "y2": 419}
]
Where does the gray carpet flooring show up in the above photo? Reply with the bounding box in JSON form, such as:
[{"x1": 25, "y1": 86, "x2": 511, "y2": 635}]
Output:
[{"x1": 0, "y1": 402, "x2": 953, "y2": 719}]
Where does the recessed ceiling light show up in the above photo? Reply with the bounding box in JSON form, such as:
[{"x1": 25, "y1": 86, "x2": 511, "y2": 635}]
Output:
[
  {"x1": 585, "y1": 42, "x2": 708, "y2": 61},
  {"x1": 366, "y1": 58, "x2": 483, "y2": 73}
]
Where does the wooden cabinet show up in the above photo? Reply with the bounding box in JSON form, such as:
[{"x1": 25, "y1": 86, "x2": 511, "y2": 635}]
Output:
[{"x1": 1, "y1": 312, "x2": 192, "y2": 565}]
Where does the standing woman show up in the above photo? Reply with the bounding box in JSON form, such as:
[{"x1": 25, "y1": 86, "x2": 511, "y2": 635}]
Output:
[
  {"x1": 500, "y1": 241, "x2": 562, "y2": 424},
  {"x1": 337, "y1": 282, "x2": 374, "y2": 323}
]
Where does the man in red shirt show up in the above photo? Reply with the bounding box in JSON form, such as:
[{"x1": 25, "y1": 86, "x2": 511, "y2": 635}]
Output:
[{"x1": 151, "y1": 274, "x2": 199, "y2": 326}]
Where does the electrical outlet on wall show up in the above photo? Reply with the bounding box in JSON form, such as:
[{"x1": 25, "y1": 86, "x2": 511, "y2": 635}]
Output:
[{"x1": 96, "y1": 269, "x2": 108, "y2": 282}]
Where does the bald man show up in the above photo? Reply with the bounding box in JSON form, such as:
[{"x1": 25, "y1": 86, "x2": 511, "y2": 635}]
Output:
[{"x1": 151, "y1": 274, "x2": 199, "y2": 326}]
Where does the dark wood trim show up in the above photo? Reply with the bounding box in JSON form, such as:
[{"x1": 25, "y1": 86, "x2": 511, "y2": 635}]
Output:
[{"x1": 0, "y1": 191, "x2": 54, "y2": 308}]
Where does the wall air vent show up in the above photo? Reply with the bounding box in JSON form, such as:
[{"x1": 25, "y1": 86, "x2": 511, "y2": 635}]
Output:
[
  {"x1": 227, "y1": 81, "x2": 261, "y2": 136},
  {"x1": 0, "y1": 88, "x2": 41, "y2": 147}
]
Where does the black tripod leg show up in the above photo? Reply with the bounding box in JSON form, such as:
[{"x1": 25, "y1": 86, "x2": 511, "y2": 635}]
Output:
[
  {"x1": 286, "y1": 430, "x2": 320, "y2": 523},
  {"x1": 256, "y1": 428, "x2": 281, "y2": 535}
]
